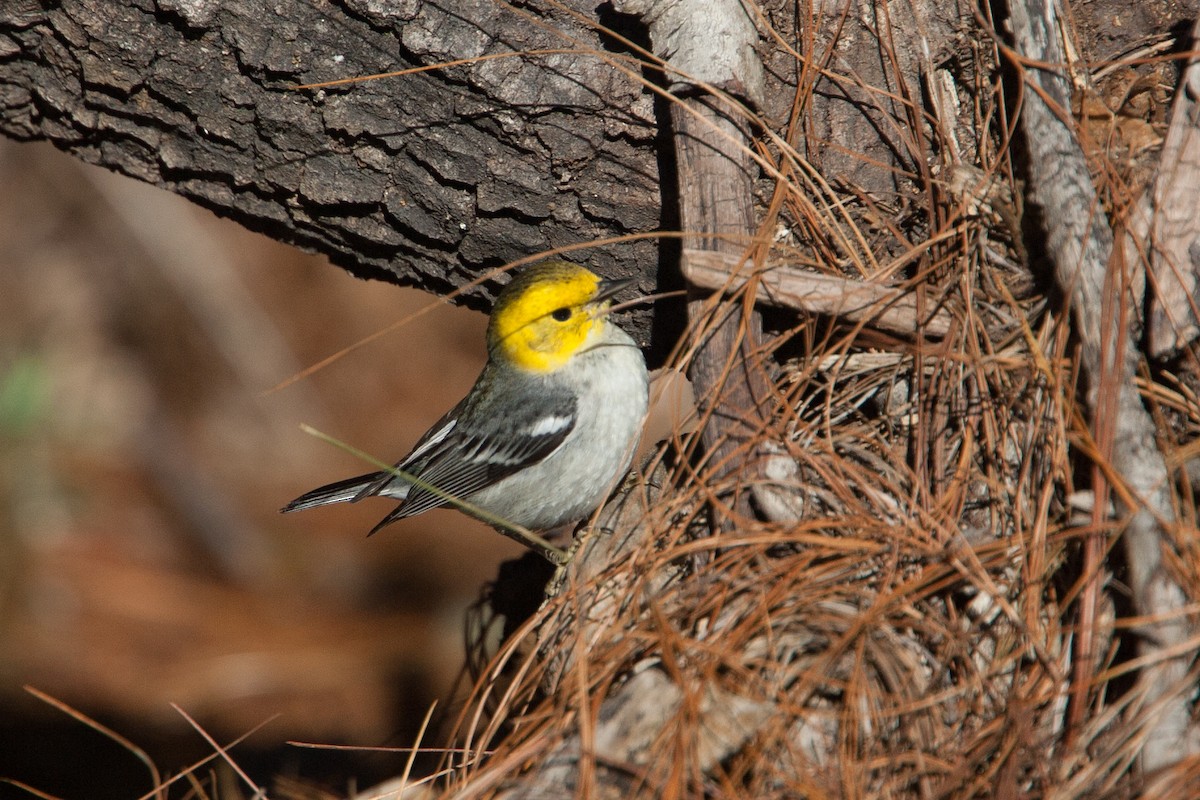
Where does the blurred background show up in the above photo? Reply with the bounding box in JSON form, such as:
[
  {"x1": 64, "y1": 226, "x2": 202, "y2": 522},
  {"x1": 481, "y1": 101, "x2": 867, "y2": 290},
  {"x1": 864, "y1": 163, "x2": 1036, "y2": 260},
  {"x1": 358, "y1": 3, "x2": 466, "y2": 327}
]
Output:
[{"x1": 0, "y1": 138, "x2": 530, "y2": 797}]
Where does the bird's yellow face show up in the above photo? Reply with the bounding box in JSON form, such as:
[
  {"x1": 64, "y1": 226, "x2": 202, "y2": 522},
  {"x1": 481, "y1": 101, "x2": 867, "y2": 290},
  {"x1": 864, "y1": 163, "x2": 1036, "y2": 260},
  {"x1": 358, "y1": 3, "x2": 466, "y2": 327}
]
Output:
[{"x1": 488, "y1": 262, "x2": 613, "y2": 373}]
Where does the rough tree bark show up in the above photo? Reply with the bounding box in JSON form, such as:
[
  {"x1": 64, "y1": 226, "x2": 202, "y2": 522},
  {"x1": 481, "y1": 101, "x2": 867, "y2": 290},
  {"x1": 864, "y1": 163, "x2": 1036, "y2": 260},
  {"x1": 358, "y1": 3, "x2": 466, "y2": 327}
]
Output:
[
  {"x1": 0, "y1": 0, "x2": 966, "y2": 318},
  {"x1": 0, "y1": 0, "x2": 667, "y2": 319}
]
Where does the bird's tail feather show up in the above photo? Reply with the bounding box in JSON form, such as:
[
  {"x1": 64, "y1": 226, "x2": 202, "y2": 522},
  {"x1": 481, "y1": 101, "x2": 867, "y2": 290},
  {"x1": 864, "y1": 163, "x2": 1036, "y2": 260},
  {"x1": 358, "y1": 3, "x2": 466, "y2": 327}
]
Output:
[{"x1": 281, "y1": 472, "x2": 383, "y2": 513}]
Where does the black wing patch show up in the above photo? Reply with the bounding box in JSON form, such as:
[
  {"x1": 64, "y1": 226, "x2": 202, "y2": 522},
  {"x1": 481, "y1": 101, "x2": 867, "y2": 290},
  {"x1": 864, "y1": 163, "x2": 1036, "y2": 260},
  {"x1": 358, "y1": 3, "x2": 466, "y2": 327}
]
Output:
[{"x1": 394, "y1": 404, "x2": 577, "y2": 520}]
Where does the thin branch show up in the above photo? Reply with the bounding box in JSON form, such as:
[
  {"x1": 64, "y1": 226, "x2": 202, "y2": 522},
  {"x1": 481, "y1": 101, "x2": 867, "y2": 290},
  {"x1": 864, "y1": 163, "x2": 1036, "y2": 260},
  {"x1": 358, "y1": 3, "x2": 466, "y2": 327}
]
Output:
[{"x1": 682, "y1": 248, "x2": 954, "y2": 337}]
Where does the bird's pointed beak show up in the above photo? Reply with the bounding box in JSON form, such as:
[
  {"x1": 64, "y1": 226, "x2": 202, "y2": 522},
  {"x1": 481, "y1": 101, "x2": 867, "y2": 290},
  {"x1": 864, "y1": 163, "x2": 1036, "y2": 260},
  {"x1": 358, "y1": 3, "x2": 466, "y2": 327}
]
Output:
[{"x1": 594, "y1": 276, "x2": 637, "y2": 304}]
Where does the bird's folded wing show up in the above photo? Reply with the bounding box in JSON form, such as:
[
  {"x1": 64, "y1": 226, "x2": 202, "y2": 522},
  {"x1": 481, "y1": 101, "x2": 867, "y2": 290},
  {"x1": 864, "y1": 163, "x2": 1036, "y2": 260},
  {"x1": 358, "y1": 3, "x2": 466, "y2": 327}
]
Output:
[{"x1": 391, "y1": 401, "x2": 577, "y2": 520}]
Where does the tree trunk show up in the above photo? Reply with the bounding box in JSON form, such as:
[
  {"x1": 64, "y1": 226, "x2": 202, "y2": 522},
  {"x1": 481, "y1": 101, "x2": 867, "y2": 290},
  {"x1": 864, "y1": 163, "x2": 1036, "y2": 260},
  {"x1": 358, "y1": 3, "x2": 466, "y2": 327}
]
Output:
[{"x1": 1, "y1": 0, "x2": 668, "y2": 314}]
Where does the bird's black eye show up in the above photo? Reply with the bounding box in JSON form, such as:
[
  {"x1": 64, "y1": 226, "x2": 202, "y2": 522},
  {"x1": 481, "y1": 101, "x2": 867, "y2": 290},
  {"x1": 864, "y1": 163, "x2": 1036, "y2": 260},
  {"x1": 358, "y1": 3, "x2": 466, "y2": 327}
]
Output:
[{"x1": 551, "y1": 307, "x2": 572, "y2": 322}]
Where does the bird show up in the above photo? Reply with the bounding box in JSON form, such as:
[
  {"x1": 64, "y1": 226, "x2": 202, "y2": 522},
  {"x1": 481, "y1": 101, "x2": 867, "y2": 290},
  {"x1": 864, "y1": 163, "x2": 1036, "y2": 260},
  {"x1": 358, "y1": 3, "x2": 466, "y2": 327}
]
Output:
[{"x1": 282, "y1": 260, "x2": 649, "y2": 563}]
